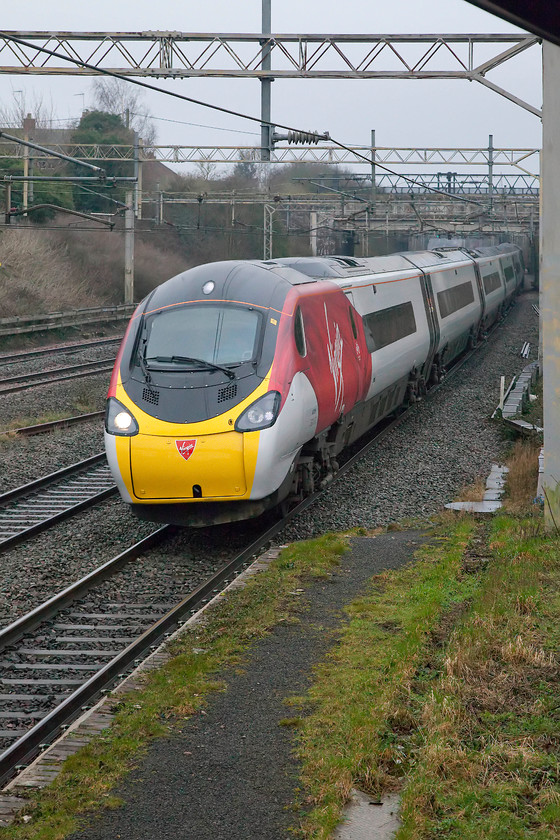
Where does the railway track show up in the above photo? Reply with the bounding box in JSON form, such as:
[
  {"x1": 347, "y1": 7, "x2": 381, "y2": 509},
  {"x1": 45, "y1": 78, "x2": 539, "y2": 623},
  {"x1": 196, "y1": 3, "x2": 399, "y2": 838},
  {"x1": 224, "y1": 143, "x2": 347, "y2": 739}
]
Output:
[
  {"x1": 0, "y1": 359, "x2": 115, "y2": 396},
  {"x1": 0, "y1": 319, "x2": 512, "y2": 786},
  {"x1": 0, "y1": 522, "x2": 278, "y2": 786},
  {"x1": 1, "y1": 411, "x2": 105, "y2": 437},
  {"x1": 0, "y1": 336, "x2": 121, "y2": 367},
  {"x1": 0, "y1": 454, "x2": 116, "y2": 552}
]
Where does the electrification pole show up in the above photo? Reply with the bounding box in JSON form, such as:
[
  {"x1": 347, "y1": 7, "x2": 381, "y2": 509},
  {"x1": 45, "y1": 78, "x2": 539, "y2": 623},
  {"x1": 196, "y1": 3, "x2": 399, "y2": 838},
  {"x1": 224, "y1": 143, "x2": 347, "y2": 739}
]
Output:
[
  {"x1": 22, "y1": 114, "x2": 35, "y2": 215},
  {"x1": 124, "y1": 190, "x2": 135, "y2": 304},
  {"x1": 488, "y1": 134, "x2": 494, "y2": 211},
  {"x1": 261, "y1": 0, "x2": 273, "y2": 161},
  {"x1": 541, "y1": 41, "x2": 560, "y2": 530}
]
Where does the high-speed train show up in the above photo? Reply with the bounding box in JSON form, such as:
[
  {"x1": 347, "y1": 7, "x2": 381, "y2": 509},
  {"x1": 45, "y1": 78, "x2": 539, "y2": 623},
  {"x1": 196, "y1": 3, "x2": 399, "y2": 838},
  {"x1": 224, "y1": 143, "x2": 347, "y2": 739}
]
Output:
[{"x1": 105, "y1": 244, "x2": 523, "y2": 526}]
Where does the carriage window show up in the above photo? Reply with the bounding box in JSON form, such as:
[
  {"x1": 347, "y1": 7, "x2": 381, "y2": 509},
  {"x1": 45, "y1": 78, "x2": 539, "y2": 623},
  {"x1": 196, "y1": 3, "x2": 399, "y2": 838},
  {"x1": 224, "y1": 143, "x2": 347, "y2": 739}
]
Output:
[
  {"x1": 437, "y1": 281, "x2": 475, "y2": 319},
  {"x1": 503, "y1": 266, "x2": 515, "y2": 283},
  {"x1": 363, "y1": 301, "x2": 417, "y2": 352},
  {"x1": 348, "y1": 306, "x2": 358, "y2": 339},
  {"x1": 483, "y1": 271, "x2": 502, "y2": 294},
  {"x1": 294, "y1": 306, "x2": 307, "y2": 357}
]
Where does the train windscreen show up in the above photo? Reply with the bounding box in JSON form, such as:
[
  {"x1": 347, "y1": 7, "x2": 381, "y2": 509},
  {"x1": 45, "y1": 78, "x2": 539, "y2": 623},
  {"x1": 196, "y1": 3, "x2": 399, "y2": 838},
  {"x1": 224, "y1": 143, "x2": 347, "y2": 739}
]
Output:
[{"x1": 144, "y1": 305, "x2": 261, "y2": 366}]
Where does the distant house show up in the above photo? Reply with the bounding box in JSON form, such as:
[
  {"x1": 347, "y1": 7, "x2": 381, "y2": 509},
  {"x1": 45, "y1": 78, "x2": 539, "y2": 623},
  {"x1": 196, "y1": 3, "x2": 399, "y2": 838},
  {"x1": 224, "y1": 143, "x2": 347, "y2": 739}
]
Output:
[{"x1": 0, "y1": 115, "x2": 180, "y2": 192}]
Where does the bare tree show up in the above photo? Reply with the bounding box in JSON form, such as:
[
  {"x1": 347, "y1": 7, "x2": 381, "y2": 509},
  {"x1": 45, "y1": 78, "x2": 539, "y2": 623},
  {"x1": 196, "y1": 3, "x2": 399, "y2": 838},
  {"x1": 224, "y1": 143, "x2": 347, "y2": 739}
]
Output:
[
  {"x1": 232, "y1": 149, "x2": 259, "y2": 182},
  {"x1": 196, "y1": 160, "x2": 218, "y2": 181},
  {"x1": 0, "y1": 90, "x2": 58, "y2": 129},
  {"x1": 90, "y1": 77, "x2": 157, "y2": 145}
]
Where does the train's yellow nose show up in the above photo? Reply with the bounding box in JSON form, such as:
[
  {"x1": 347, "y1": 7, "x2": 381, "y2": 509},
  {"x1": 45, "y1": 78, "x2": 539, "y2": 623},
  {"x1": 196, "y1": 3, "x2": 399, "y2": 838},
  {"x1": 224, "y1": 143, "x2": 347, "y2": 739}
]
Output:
[{"x1": 130, "y1": 431, "x2": 248, "y2": 500}]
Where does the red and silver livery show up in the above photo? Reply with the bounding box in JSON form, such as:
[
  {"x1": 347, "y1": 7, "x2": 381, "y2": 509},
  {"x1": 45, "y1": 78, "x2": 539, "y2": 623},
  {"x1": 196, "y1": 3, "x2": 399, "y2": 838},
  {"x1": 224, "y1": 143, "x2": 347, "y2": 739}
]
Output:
[{"x1": 104, "y1": 244, "x2": 524, "y2": 525}]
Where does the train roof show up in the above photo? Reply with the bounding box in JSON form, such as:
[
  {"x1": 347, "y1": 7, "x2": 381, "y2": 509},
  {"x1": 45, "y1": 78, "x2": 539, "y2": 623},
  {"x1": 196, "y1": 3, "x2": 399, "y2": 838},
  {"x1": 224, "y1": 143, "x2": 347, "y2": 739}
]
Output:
[
  {"x1": 142, "y1": 245, "x2": 522, "y2": 312},
  {"x1": 275, "y1": 249, "x2": 478, "y2": 278},
  {"x1": 274, "y1": 254, "x2": 419, "y2": 277},
  {"x1": 402, "y1": 249, "x2": 473, "y2": 268},
  {"x1": 272, "y1": 256, "x2": 370, "y2": 278},
  {"x1": 142, "y1": 260, "x2": 303, "y2": 314}
]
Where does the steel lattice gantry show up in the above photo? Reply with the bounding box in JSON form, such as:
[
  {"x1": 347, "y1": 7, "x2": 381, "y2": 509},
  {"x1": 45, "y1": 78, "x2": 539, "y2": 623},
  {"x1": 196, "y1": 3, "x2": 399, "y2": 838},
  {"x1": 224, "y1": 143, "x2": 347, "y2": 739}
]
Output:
[
  {"x1": 0, "y1": 31, "x2": 541, "y2": 115},
  {"x1": 0, "y1": 139, "x2": 541, "y2": 174}
]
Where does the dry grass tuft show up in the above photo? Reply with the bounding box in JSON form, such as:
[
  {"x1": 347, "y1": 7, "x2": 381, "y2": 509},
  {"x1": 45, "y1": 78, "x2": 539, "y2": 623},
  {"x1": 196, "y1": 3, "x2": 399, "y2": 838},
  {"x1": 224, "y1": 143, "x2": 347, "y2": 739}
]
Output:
[
  {"x1": 504, "y1": 438, "x2": 541, "y2": 512},
  {"x1": 500, "y1": 635, "x2": 555, "y2": 668},
  {"x1": 456, "y1": 477, "x2": 486, "y2": 502}
]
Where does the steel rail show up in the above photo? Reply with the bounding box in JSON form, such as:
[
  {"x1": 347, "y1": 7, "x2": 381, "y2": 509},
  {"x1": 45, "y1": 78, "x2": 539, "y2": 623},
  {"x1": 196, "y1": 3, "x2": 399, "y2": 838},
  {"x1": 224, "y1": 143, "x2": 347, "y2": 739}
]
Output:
[
  {"x1": 0, "y1": 453, "x2": 106, "y2": 506},
  {"x1": 2, "y1": 411, "x2": 105, "y2": 437},
  {"x1": 0, "y1": 360, "x2": 115, "y2": 395},
  {"x1": 0, "y1": 527, "x2": 169, "y2": 653},
  {"x1": 0, "y1": 337, "x2": 122, "y2": 366},
  {"x1": 0, "y1": 453, "x2": 116, "y2": 551}
]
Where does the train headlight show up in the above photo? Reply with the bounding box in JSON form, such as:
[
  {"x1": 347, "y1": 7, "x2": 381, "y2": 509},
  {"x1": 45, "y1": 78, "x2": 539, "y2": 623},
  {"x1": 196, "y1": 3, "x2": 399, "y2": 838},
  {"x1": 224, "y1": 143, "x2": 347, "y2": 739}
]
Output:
[
  {"x1": 235, "y1": 391, "x2": 281, "y2": 432},
  {"x1": 105, "y1": 397, "x2": 139, "y2": 436}
]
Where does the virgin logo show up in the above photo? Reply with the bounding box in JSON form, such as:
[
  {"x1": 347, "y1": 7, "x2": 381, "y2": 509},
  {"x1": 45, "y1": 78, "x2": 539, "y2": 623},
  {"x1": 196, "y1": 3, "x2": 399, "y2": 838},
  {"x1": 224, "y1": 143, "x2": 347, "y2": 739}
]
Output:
[{"x1": 175, "y1": 439, "x2": 197, "y2": 461}]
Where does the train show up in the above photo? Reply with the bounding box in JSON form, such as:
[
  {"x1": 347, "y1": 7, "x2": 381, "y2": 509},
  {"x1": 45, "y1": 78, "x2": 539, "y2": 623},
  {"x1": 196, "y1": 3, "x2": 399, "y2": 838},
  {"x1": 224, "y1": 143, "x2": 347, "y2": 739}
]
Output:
[{"x1": 105, "y1": 243, "x2": 524, "y2": 526}]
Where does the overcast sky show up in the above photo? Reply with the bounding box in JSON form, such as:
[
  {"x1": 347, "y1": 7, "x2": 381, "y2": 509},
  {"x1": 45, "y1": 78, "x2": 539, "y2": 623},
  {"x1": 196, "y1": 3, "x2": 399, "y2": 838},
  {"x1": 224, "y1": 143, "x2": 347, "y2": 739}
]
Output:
[{"x1": 0, "y1": 0, "x2": 543, "y2": 176}]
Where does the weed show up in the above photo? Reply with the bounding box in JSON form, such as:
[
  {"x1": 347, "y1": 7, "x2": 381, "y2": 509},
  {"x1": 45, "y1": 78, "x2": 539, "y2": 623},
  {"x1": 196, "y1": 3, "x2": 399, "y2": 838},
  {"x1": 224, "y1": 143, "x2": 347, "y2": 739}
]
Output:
[{"x1": 503, "y1": 438, "x2": 541, "y2": 513}]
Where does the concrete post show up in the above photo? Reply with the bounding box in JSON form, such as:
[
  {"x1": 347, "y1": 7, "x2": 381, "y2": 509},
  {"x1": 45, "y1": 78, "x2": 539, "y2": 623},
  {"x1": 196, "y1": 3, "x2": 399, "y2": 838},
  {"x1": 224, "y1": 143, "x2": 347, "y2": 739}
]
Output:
[
  {"x1": 22, "y1": 114, "x2": 35, "y2": 215},
  {"x1": 134, "y1": 135, "x2": 143, "y2": 220},
  {"x1": 310, "y1": 211, "x2": 318, "y2": 255},
  {"x1": 124, "y1": 190, "x2": 135, "y2": 304},
  {"x1": 541, "y1": 42, "x2": 560, "y2": 530}
]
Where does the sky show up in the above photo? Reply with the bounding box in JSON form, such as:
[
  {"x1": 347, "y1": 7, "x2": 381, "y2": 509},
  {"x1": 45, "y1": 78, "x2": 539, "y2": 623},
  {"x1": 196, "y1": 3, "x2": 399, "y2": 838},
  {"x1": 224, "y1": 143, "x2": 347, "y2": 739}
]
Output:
[{"x1": 0, "y1": 0, "x2": 543, "y2": 177}]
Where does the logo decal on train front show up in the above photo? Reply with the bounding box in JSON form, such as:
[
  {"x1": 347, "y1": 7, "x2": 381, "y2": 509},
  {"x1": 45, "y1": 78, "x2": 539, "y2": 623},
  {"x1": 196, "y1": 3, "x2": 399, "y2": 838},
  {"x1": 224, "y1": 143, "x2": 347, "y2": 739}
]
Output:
[{"x1": 176, "y1": 439, "x2": 197, "y2": 461}]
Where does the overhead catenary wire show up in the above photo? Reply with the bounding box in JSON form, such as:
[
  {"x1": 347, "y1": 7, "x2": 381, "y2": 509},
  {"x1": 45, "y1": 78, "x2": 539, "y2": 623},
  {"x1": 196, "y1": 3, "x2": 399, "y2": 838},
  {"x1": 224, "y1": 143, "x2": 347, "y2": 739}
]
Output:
[
  {"x1": 130, "y1": 111, "x2": 260, "y2": 136},
  {"x1": 0, "y1": 32, "x2": 491, "y2": 211}
]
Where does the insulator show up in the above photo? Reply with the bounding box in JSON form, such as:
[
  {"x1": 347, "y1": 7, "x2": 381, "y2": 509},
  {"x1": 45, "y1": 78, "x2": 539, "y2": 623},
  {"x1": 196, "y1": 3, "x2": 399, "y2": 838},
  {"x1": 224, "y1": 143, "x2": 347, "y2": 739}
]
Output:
[{"x1": 287, "y1": 130, "x2": 322, "y2": 145}]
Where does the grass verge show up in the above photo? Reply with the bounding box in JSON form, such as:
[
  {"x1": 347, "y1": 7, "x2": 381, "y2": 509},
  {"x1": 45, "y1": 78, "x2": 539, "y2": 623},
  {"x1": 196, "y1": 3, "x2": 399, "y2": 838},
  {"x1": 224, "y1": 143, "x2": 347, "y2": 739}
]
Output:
[
  {"x1": 0, "y1": 533, "x2": 347, "y2": 840},
  {"x1": 293, "y1": 516, "x2": 480, "y2": 838},
  {"x1": 397, "y1": 513, "x2": 560, "y2": 839}
]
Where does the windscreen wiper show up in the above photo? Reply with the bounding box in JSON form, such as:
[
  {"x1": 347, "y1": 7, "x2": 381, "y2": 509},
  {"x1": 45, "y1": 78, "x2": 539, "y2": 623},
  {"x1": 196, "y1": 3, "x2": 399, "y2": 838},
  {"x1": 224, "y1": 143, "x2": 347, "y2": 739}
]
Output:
[
  {"x1": 147, "y1": 355, "x2": 236, "y2": 380},
  {"x1": 136, "y1": 346, "x2": 153, "y2": 383}
]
